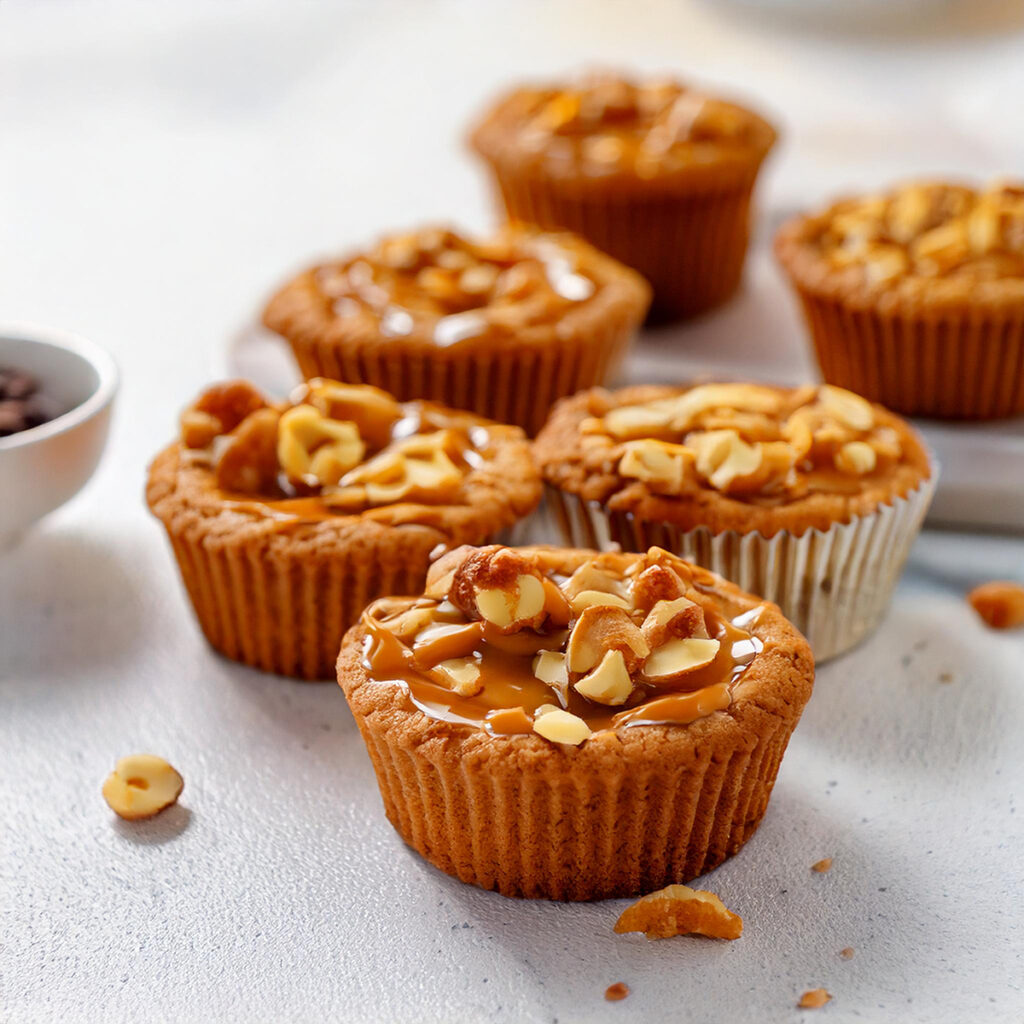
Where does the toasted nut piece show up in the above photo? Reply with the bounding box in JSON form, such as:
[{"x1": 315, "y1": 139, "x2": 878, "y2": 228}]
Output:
[
  {"x1": 476, "y1": 574, "x2": 546, "y2": 631},
  {"x1": 214, "y1": 407, "x2": 281, "y2": 494},
  {"x1": 604, "y1": 983, "x2": 629, "y2": 1002},
  {"x1": 689, "y1": 429, "x2": 762, "y2": 492},
  {"x1": 619, "y1": 439, "x2": 692, "y2": 493},
  {"x1": 641, "y1": 597, "x2": 708, "y2": 649},
  {"x1": 338, "y1": 431, "x2": 464, "y2": 506},
  {"x1": 839, "y1": 947, "x2": 855, "y2": 960},
  {"x1": 602, "y1": 399, "x2": 679, "y2": 440},
  {"x1": 967, "y1": 203, "x2": 1001, "y2": 254},
  {"x1": 573, "y1": 649, "x2": 635, "y2": 706},
  {"x1": 485, "y1": 706, "x2": 533, "y2": 734},
  {"x1": 562, "y1": 562, "x2": 628, "y2": 602},
  {"x1": 811, "y1": 858, "x2": 833, "y2": 873},
  {"x1": 566, "y1": 605, "x2": 650, "y2": 675},
  {"x1": 614, "y1": 884, "x2": 743, "y2": 940},
  {"x1": 450, "y1": 548, "x2": 547, "y2": 632},
  {"x1": 797, "y1": 989, "x2": 832, "y2": 1010},
  {"x1": 630, "y1": 564, "x2": 686, "y2": 613},
  {"x1": 459, "y1": 264, "x2": 499, "y2": 295},
  {"x1": 278, "y1": 404, "x2": 365, "y2": 486},
  {"x1": 570, "y1": 589, "x2": 632, "y2": 613},
  {"x1": 299, "y1": 379, "x2": 401, "y2": 450},
  {"x1": 835, "y1": 440, "x2": 877, "y2": 475},
  {"x1": 532, "y1": 706, "x2": 592, "y2": 745},
  {"x1": 541, "y1": 577, "x2": 572, "y2": 628},
  {"x1": 818, "y1": 385, "x2": 874, "y2": 432},
  {"x1": 102, "y1": 754, "x2": 184, "y2": 821},
  {"x1": 180, "y1": 381, "x2": 266, "y2": 448},
  {"x1": 423, "y1": 547, "x2": 467, "y2": 600},
  {"x1": 412, "y1": 621, "x2": 484, "y2": 669},
  {"x1": 532, "y1": 650, "x2": 569, "y2": 701},
  {"x1": 431, "y1": 657, "x2": 482, "y2": 696},
  {"x1": 644, "y1": 637, "x2": 720, "y2": 683},
  {"x1": 381, "y1": 605, "x2": 438, "y2": 640},
  {"x1": 887, "y1": 185, "x2": 931, "y2": 242},
  {"x1": 968, "y1": 581, "x2": 1024, "y2": 629}
]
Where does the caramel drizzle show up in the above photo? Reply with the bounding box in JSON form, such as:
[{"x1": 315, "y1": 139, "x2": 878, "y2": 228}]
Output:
[{"x1": 360, "y1": 600, "x2": 763, "y2": 734}]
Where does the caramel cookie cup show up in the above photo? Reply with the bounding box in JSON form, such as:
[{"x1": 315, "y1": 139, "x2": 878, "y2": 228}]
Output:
[
  {"x1": 469, "y1": 72, "x2": 776, "y2": 322},
  {"x1": 262, "y1": 225, "x2": 650, "y2": 436},
  {"x1": 338, "y1": 544, "x2": 814, "y2": 900},
  {"x1": 146, "y1": 380, "x2": 540, "y2": 679},
  {"x1": 776, "y1": 180, "x2": 1024, "y2": 419},
  {"x1": 534, "y1": 382, "x2": 936, "y2": 661}
]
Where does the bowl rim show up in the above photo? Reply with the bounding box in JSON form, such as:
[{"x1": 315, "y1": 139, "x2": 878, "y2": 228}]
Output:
[{"x1": 0, "y1": 321, "x2": 119, "y2": 451}]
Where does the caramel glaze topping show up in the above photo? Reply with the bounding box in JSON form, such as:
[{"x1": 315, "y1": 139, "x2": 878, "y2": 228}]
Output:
[
  {"x1": 360, "y1": 545, "x2": 764, "y2": 743},
  {"x1": 311, "y1": 226, "x2": 597, "y2": 348},
  {"x1": 813, "y1": 181, "x2": 1024, "y2": 286},
  {"x1": 478, "y1": 73, "x2": 774, "y2": 179},
  {"x1": 178, "y1": 378, "x2": 513, "y2": 525},
  {"x1": 583, "y1": 382, "x2": 904, "y2": 503}
]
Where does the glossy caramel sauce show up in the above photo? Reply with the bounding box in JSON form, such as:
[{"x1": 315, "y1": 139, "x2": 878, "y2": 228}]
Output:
[{"x1": 360, "y1": 593, "x2": 763, "y2": 734}]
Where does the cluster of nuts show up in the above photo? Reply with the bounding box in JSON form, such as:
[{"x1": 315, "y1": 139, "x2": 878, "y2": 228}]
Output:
[
  {"x1": 583, "y1": 383, "x2": 899, "y2": 497},
  {"x1": 520, "y1": 75, "x2": 756, "y2": 173},
  {"x1": 180, "y1": 379, "x2": 471, "y2": 509},
  {"x1": 380, "y1": 546, "x2": 726, "y2": 746},
  {"x1": 315, "y1": 228, "x2": 595, "y2": 338},
  {"x1": 822, "y1": 182, "x2": 1024, "y2": 283}
]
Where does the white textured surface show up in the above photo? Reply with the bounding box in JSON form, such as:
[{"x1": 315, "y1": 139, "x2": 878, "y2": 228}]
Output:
[{"x1": 3, "y1": 3, "x2": 1024, "y2": 1022}]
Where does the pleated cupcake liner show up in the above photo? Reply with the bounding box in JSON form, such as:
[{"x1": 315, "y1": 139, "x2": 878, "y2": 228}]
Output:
[
  {"x1": 546, "y1": 473, "x2": 937, "y2": 663},
  {"x1": 163, "y1": 529, "x2": 438, "y2": 681},
  {"x1": 796, "y1": 291, "x2": 1024, "y2": 420},
  {"x1": 489, "y1": 168, "x2": 761, "y2": 321},
  {"x1": 286, "y1": 312, "x2": 636, "y2": 437},
  {"x1": 349, "y1": 703, "x2": 796, "y2": 901}
]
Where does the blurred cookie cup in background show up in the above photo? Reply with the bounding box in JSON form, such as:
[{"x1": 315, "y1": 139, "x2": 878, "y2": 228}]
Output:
[
  {"x1": 535, "y1": 382, "x2": 935, "y2": 661},
  {"x1": 776, "y1": 180, "x2": 1024, "y2": 420},
  {"x1": 262, "y1": 225, "x2": 649, "y2": 435},
  {"x1": 338, "y1": 543, "x2": 813, "y2": 900},
  {"x1": 146, "y1": 380, "x2": 540, "y2": 679},
  {"x1": 469, "y1": 71, "x2": 776, "y2": 322}
]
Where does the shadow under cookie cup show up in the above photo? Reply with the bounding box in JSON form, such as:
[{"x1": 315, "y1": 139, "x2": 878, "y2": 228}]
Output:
[{"x1": 336, "y1": 567, "x2": 813, "y2": 902}]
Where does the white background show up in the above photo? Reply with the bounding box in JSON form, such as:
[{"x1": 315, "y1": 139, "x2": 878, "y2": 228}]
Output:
[{"x1": 2, "y1": 2, "x2": 1024, "y2": 1022}]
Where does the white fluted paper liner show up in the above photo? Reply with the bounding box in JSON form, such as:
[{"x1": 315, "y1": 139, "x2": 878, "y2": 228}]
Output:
[{"x1": 546, "y1": 472, "x2": 937, "y2": 662}]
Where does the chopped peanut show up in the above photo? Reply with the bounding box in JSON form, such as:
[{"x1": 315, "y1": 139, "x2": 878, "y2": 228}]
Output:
[
  {"x1": 102, "y1": 755, "x2": 184, "y2": 821},
  {"x1": 614, "y1": 884, "x2": 743, "y2": 940},
  {"x1": 968, "y1": 581, "x2": 1024, "y2": 630}
]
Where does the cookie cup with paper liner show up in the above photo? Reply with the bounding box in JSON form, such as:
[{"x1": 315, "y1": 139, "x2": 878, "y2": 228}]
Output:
[
  {"x1": 261, "y1": 224, "x2": 650, "y2": 436},
  {"x1": 338, "y1": 543, "x2": 814, "y2": 901},
  {"x1": 469, "y1": 72, "x2": 776, "y2": 322},
  {"x1": 146, "y1": 380, "x2": 541, "y2": 680},
  {"x1": 535, "y1": 382, "x2": 935, "y2": 661},
  {"x1": 775, "y1": 180, "x2": 1024, "y2": 419}
]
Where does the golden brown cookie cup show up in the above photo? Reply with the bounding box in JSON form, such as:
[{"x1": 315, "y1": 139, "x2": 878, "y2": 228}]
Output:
[
  {"x1": 337, "y1": 555, "x2": 813, "y2": 901},
  {"x1": 535, "y1": 387, "x2": 936, "y2": 661},
  {"x1": 146, "y1": 429, "x2": 540, "y2": 681},
  {"x1": 776, "y1": 217, "x2": 1024, "y2": 420},
  {"x1": 485, "y1": 163, "x2": 766, "y2": 323},
  {"x1": 262, "y1": 232, "x2": 650, "y2": 437}
]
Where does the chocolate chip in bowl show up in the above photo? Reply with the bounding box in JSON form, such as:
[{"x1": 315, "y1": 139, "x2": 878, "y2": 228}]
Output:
[{"x1": 0, "y1": 323, "x2": 118, "y2": 548}]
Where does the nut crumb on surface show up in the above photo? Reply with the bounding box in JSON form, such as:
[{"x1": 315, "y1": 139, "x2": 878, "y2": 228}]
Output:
[
  {"x1": 938, "y1": 672, "x2": 954, "y2": 683},
  {"x1": 614, "y1": 883, "x2": 742, "y2": 940},
  {"x1": 102, "y1": 754, "x2": 183, "y2": 820},
  {"x1": 811, "y1": 858, "x2": 833, "y2": 873},
  {"x1": 604, "y1": 982, "x2": 630, "y2": 1002},
  {"x1": 839, "y1": 947, "x2": 855, "y2": 960},
  {"x1": 967, "y1": 581, "x2": 1024, "y2": 630},
  {"x1": 798, "y1": 988, "x2": 832, "y2": 1009}
]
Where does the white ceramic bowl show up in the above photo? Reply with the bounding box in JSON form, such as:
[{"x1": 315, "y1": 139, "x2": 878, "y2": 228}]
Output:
[{"x1": 0, "y1": 323, "x2": 118, "y2": 548}]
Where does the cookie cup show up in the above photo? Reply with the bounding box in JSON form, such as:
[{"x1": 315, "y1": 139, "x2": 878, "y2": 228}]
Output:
[
  {"x1": 537, "y1": 388, "x2": 936, "y2": 661},
  {"x1": 147, "y1": 441, "x2": 539, "y2": 681},
  {"x1": 776, "y1": 215, "x2": 1024, "y2": 419},
  {"x1": 263, "y1": 231, "x2": 650, "y2": 436},
  {"x1": 482, "y1": 161, "x2": 768, "y2": 322},
  {"x1": 338, "y1": 573, "x2": 813, "y2": 901}
]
